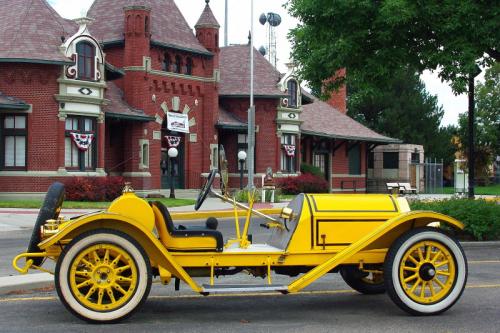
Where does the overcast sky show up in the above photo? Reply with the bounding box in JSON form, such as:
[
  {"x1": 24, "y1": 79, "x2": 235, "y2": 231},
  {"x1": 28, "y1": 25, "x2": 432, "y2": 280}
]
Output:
[{"x1": 47, "y1": 0, "x2": 474, "y2": 126}]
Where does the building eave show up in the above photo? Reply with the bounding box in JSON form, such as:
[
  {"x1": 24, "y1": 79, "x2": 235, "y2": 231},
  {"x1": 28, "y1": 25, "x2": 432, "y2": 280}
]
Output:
[
  {"x1": 0, "y1": 58, "x2": 73, "y2": 66},
  {"x1": 0, "y1": 103, "x2": 30, "y2": 111},
  {"x1": 105, "y1": 112, "x2": 155, "y2": 122},
  {"x1": 301, "y1": 129, "x2": 402, "y2": 144}
]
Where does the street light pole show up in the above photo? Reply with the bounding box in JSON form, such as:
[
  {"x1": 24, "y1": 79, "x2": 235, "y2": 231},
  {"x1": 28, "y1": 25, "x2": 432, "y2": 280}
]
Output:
[
  {"x1": 168, "y1": 147, "x2": 178, "y2": 199},
  {"x1": 238, "y1": 150, "x2": 247, "y2": 190}
]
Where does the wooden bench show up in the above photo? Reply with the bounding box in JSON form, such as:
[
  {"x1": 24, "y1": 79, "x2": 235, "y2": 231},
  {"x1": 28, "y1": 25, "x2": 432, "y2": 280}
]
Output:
[{"x1": 398, "y1": 183, "x2": 417, "y2": 194}]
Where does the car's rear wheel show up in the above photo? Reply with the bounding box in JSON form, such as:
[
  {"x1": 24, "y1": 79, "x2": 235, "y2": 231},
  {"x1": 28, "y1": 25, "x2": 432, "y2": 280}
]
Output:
[
  {"x1": 340, "y1": 266, "x2": 385, "y2": 294},
  {"x1": 384, "y1": 227, "x2": 467, "y2": 315},
  {"x1": 55, "y1": 229, "x2": 152, "y2": 323}
]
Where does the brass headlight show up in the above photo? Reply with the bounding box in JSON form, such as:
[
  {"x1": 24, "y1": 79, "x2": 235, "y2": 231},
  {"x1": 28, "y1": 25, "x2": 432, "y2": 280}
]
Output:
[{"x1": 280, "y1": 207, "x2": 293, "y2": 220}]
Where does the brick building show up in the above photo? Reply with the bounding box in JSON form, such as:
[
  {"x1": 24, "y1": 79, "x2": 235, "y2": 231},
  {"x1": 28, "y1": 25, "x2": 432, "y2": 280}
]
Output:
[{"x1": 0, "y1": 0, "x2": 398, "y2": 194}]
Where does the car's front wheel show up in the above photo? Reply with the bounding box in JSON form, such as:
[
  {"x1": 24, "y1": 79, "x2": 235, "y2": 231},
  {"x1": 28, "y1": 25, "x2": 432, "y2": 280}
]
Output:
[
  {"x1": 55, "y1": 229, "x2": 152, "y2": 323},
  {"x1": 384, "y1": 227, "x2": 467, "y2": 315}
]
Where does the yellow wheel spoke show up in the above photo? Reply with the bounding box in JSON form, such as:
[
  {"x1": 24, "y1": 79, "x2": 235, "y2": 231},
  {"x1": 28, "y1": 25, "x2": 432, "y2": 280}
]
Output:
[
  {"x1": 431, "y1": 250, "x2": 443, "y2": 263},
  {"x1": 409, "y1": 279, "x2": 421, "y2": 294},
  {"x1": 403, "y1": 266, "x2": 417, "y2": 272},
  {"x1": 436, "y1": 270, "x2": 450, "y2": 276},
  {"x1": 434, "y1": 277, "x2": 446, "y2": 289},
  {"x1": 115, "y1": 265, "x2": 131, "y2": 274},
  {"x1": 106, "y1": 287, "x2": 116, "y2": 303},
  {"x1": 75, "y1": 270, "x2": 90, "y2": 277},
  {"x1": 117, "y1": 277, "x2": 133, "y2": 284},
  {"x1": 417, "y1": 247, "x2": 424, "y2": 261},
  {"x1": 85, "y1": 286, "x2": 97, "y2": 300},
  {"x1": 429, "y1": 281, "x2": 436, "y2": 296},
  {"x1": 407, "y1": 254, "x2": 419, "y2": 265},
  {"x1": 92, "y1": 250, "x2": 101, "y2": 264},
  {"x1": 420, "y1": 281, "x2": 426, "y2": 298},
  {"x1": 81, "y1": 258, "x2": 94, "y2": 269},
  {"x1": 103, "y1": 249, "x2": 110, "y2": 264},
  {"x1": 404, "y1": 274, "x2": 418, "y2": 283},
  {"x1": 425, "y1": 245, "x2": 432, "y2": 261},
  {"x1": 97, "y1": 289, "x2": 104, "y2": 305},
  {"x1": 110, "y1": 254, "x2": 122, "y2": 268},
  {"x1": 113, "y1": 284, "x2": 128, "y2": 295},
  {"x1": 434, "y1": 260, "x2": 449, "y2": 268},
  {"x1": 76, "y1": 279, "x2": 92, "y2": 289}
]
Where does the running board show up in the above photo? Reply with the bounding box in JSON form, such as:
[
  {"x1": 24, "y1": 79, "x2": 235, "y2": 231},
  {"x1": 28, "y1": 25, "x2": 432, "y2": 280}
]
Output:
[{"x1": 201, "y1": 284, "x2": 288, "y2": 294}]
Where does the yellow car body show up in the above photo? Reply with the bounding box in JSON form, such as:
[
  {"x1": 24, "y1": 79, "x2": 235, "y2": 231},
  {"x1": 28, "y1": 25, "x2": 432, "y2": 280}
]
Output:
[{"x1": 13, "y1": 183, "x2": 467, "y2": 323}]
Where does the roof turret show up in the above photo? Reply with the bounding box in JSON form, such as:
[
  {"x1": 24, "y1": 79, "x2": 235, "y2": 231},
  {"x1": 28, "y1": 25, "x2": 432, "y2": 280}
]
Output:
[{"x1": 195, "y1": 0, "x2": 220, "y2": 28}]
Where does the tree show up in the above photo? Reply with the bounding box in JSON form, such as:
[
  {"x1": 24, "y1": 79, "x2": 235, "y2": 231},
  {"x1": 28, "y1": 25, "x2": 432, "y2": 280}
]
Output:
[
  {"x1": 286, "y1": 0, "x2": 499, "y2": 95},
  {"x1": 457, "y1": 64, "x2": 500, "y2": 183},
  {"x1": 348, "y1": 68, "x2": 457, "y2": 168},
  {"x1": 287, "y1": 0, "x2": 499, "y2": 197}
]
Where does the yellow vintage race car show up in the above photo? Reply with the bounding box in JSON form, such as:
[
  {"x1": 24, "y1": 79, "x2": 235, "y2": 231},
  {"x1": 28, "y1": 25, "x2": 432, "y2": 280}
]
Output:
[{"x1": 13, "y1": 151, "x2": 467, "y2": 323}]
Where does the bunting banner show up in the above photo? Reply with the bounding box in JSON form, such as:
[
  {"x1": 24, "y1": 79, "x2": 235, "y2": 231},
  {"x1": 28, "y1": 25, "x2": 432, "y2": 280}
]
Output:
[
  {"x1": 166, "y1": 136, "x2": 181, "y2": 148},
  {"x1": 70, "y1": 132, "x2": 94, "y2": 151},
  {"x1": 283, "y1": 144, "x2": 296, "y2": 157}
]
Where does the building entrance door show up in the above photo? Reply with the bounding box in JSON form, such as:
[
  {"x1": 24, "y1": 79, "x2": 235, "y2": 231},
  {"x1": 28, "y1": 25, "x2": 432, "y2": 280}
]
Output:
[{"x1": 161, "y1": 127, "x2": 185, "y2": 189}]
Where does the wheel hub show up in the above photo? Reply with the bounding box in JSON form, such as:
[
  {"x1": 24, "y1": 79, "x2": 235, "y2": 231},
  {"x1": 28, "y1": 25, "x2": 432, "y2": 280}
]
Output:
[{"x1": 419, "y1": 263, "x2": 436, "y2": 281}]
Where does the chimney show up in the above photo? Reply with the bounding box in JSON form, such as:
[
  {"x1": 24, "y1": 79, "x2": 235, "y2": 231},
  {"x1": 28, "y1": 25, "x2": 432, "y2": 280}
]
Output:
[{"x1": 326, "y1": 68, "x2": 347, "y2": 114}]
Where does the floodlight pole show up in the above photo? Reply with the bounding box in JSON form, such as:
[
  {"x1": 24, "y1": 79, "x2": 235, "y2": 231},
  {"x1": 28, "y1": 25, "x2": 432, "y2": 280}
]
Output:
[
  {"x1": 247, "y1": 0, "x2": 255, "y2": 189},
  {"x1": 224, "y1": 0, "x2": 228, "y2": 46}
]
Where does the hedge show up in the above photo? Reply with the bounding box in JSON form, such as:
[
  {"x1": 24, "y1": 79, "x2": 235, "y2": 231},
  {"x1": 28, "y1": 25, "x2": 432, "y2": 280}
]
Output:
[{"x1": 409, "y1": 198, "x2": 500, "y2": 241}]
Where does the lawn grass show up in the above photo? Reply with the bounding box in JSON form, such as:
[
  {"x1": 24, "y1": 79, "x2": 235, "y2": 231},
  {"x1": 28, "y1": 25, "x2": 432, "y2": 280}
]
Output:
[
  {"x1": 442, "y1": 184, "x2": 500, "y2": 195},
  {"x1": 0, "y1": 198, "x2": 195, "y2": 209}
]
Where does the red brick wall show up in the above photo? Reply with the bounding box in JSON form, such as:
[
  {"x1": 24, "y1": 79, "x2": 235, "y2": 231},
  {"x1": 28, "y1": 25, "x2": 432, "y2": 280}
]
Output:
[
  {"x1": 219, "y1": 98, "x2": 280, "y2": 174},
  {"x1": 326, "y1": 68, "x2": 347, "y2": 114}
]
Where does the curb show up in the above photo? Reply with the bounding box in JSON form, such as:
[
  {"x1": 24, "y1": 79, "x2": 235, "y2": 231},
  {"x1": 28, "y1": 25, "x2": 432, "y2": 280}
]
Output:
[
  {"x1": 0, "y1": 273, "x2": 53, "y2": 296},
  {"x1": 460, "y1": 241, "x2": 500, "y2": 248}
]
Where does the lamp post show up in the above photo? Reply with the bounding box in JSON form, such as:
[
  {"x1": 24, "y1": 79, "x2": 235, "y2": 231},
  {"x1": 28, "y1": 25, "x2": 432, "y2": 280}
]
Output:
[
  {"x1": 168, "y1": 147, "x2": 178, "y2": 199},
  {"x1": 238, "y1": 150, "x2": 247, "y2": 190}
]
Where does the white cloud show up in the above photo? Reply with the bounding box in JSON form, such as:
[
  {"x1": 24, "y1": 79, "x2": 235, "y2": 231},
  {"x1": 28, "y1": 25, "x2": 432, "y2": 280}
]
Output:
[{"x1": 48, "y1": 0, "x2": 472, "y2": 126}]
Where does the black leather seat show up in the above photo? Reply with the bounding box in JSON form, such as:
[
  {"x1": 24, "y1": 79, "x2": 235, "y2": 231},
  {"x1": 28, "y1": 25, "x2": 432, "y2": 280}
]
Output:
[{"x1": 150, "y1": 201, "x2": 224, "y2": 252}]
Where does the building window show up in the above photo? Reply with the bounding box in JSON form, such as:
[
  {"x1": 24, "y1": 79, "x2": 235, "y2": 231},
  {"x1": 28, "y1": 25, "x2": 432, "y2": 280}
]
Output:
[
  {"x1": 348, "y1": 144, "x2": 361, "y2": 175},
  {"x1": 76, "y1": 41, "x2": 95, "y2": 80},
  {"x1": 1, "y1": 115, "x2": 27, "y2": 170},
  {"x1": 65, "y1": 116, "x2": 96, "y2": 171},
  {"x1": 139, "y1": 140, "x2": 149, "y2": 169},
  {"x1": 210, "y1": 144, "x2": 218, "y2": 170},
  {"x1": 173, "y1": 55, "x2": 182, "y2": 74},
  {"x1": 185, "y1": 57, "x2": 193, "y2": 75},
  {"x1": 281, "y1": 134, "x2": 296, "y2": 173},
  {"x1": 313, "y1": 153, "x2": 326, "y2": 175},
  {"x1": 383, "y1": 152, "x2": 399, "y2": 169},
  {"x1": 162, "y1": 53, "x2": 171, "y2": 72},
  {"x1": 287, "y1": 79, "x2": 298, "y2": 107}
]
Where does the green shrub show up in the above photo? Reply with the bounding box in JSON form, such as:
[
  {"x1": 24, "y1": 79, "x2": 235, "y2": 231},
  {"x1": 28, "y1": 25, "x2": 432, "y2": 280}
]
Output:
[
  {"x1": 410, "y1": 199, "x2": 500, "y2": 240},
  {"x1": 234, "y1": 189, "x2": 261, "y2": 203},
  {"x1": 300, "y1": 163, "x2": 324, "y2": 178}
]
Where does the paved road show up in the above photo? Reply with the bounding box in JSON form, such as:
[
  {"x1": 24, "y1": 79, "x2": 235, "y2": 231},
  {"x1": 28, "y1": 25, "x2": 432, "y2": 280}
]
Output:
[{"x1": 1, "y1": 215, "x2": 500, "y2": 332}]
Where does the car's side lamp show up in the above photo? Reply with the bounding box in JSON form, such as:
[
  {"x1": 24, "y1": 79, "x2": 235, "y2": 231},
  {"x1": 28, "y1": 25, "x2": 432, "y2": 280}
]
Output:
[{"x1": 280, "y1": 207, "x2": 293, "y2": 220}]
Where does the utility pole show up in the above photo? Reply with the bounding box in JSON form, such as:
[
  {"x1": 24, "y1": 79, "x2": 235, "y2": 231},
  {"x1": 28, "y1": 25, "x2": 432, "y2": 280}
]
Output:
[{"x1": 247, "y1": 0, "x2": 255, "y2": 189}]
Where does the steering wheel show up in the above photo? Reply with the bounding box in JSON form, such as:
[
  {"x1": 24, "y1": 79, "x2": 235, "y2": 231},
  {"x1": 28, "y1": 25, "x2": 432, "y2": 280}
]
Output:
[{"x1": 195, "y1": 169, "x2": 217, "y2": 210}]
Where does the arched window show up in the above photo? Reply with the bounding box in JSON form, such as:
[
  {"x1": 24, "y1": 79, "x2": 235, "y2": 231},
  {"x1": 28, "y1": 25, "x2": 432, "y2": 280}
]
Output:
[
  {"x1": 174, "y1": 55, "x2": 182, "y2": 74},
  {"x1": 185, "y1": 57, "x2": 193, "y2": 75},
  {"x1": 162, "y1": 53, "x2": 171, "y2": 72},
  {"x1": 287, "y1": 79, "x2": 298, "y2": 107},
  {"x1": 76, "y1": 41, "x2": 95, "y2": 80}
]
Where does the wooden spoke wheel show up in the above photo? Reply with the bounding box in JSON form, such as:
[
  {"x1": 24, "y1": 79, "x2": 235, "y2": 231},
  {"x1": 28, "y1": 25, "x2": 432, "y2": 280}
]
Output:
[
  {"x1": 384, "y1": 227, "x2": 467, "y2": 315},
  {"x1": 55, "y1": 230, "x2": 152, "y2": 323}
]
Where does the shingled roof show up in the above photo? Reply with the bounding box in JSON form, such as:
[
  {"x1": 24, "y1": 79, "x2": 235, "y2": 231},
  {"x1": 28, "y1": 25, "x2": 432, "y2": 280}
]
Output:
[
  {"x1": 216, "y1": 107, "x2": 247, "y2": 130},
  {"x1": 195, "y1": 1, "x2": 220, "y2": 28},
  {"x1": 0, "y1": 0, "x2": 76, "y2": 64},
  {"x1": 301, "y1": 97, "x2": 400, "y2": 143},
  {"x1": 88, "y1": 0, "x2": 210, "y2": 56},
  {"x1": 219, "y1": 45, "x2": 285, "y2": 98},
  {"x1": 104, "y1": 82, "x2": 154, "y2": 122}
]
